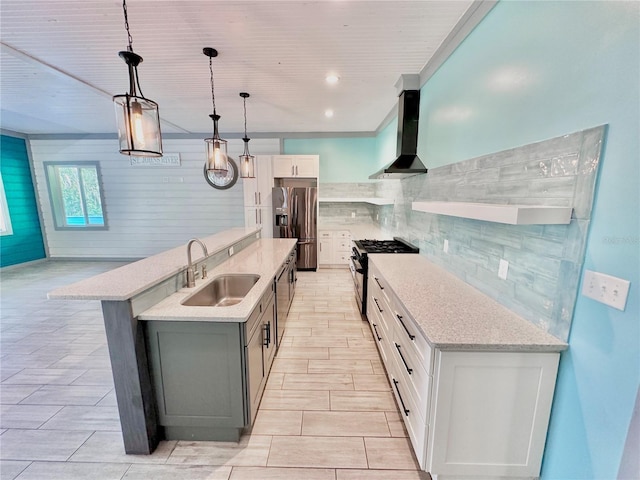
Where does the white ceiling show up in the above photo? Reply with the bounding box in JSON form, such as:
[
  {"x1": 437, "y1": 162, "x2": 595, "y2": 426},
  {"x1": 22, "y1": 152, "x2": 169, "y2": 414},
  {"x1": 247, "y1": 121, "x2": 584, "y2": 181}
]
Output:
[{"x1": 0, "y1": 0, "x2": 476, "y2": 136}]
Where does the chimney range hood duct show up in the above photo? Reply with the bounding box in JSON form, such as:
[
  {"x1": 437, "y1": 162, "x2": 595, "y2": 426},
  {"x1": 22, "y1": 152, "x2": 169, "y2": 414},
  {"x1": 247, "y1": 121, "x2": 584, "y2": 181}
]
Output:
[{"x1": 369, "y1": 89, "x2": 427, "y2": 179}]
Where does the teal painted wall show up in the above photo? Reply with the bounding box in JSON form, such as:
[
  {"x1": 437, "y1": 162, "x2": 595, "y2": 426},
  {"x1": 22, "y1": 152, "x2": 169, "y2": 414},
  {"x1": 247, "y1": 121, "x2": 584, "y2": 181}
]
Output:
[
  {"x1": 374, "y1": 117, "x2": 398, "y2": 171},
  {"x1": 0, "y1": 135, "x2": 46, "y2": 267},
  {"x1": 385, "y1": 1, "x2": 638, "y2": 478},
  {"x1": 283, "y1": 137, "x2": 376, "y2": 183}
]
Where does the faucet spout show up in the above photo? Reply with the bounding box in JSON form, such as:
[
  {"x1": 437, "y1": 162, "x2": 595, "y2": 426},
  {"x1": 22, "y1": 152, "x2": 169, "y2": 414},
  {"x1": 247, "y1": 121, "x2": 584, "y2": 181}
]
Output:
[{"x1": 186, "y1": 238, "x2": 209, "y2": 288}]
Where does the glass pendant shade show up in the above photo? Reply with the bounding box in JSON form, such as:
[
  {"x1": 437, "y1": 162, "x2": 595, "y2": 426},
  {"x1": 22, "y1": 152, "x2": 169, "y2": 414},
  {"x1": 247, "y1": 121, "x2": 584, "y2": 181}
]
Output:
[
  {"x1": 114, "y1": 94, "x2": 162, "y2": 157},
  {"x1": 239, "y1": 138, "x2": 256, "y2": 178},
  {"x1": 238, "y1": 93, "x2": 255, "y2": 178},
  {"x1": 239, "y1": 153, "x2": 256, "y2": 178},
  {"x1": 113, "y1": 1, "x2": 162, "y2": 158},
  {"x1": 205, "y1": 136, "x2": 229, "y2": 176}
]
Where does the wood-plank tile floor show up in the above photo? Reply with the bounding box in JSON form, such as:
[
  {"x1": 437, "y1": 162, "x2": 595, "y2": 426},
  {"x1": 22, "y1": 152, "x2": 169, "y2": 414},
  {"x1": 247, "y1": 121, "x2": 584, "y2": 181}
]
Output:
[{"x1": 1, "y1": 261, "x2": 429, "y2": 479}]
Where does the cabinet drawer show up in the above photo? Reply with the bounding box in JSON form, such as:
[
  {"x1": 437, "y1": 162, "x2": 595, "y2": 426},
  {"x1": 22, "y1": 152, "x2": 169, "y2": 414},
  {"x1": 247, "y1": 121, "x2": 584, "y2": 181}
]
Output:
[
  {"x1": 392, "y1": 326, "x2": 432, "y2": 415},
  {"x1": 387, "y1": 297, "x2": 433, "y2": 375},
  {"x1": 319, "y1": 231, "x2": 333, "y2": 239},
  {"x1": 336, "y1": 231, "x2": 351, "y2": 239},
  {"x1": 390, "y1": 373, "x2": 427, "y2": 467},
  {"x1": 334, "y1": 239, "x2": 351, "y2": 251}
]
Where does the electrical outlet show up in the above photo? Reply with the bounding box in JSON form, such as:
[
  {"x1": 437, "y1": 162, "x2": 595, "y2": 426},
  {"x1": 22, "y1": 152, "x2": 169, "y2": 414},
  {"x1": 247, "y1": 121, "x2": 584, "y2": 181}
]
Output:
[
  {"x1": 376, "y1": 213, "x2": 379, "y2": 221},
  {"x1": 351, "y1": 211, "x2": 356, "y2": 218},
  {"x1": 498, "y1": 259, "x2": 509, "y2": 280},
  {"x1": 582, "y1": 270, "x2": 630, "y2": 311},
  {"x1": 228, "y1": 246, "x2": 234, "y2": 256},
  {"x1": 443, "y1": 239, "x2": 449, "y2": 253}
]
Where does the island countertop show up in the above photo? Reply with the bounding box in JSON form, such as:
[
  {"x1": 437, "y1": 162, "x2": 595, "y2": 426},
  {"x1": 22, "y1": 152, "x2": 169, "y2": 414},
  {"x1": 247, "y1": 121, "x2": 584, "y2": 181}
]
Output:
[
  {"x1": 370, "y1": 254, "x2": 567, "y2": 352},
  {"x1": 47, "y1": 228, "x2": 261, "y2": 301},
  {"x1": 138, "y1": 238, "x2": 297, "y2": 323}
]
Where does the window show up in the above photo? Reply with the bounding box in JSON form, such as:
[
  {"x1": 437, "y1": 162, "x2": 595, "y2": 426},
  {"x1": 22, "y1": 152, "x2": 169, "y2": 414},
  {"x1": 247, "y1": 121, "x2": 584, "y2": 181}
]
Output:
[
  {"x1": 44, "y1": 162, "x2": 107, "y2": 230},
  {"x1": 0, "y1": 173, "x2": 13, "y2": 236}
]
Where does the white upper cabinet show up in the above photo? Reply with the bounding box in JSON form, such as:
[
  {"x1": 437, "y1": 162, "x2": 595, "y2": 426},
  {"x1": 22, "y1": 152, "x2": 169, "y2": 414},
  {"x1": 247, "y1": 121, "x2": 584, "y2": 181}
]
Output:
[
  {"x1": 272, "y1": 155, "x2": 319, "y2": 178},
  {"x1": 243, "y1": 155, "x2": 274, "y2": 207}
]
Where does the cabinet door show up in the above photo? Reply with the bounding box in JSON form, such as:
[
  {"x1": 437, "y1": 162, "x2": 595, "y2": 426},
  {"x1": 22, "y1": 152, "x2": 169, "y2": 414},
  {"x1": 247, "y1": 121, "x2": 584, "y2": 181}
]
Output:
[
  {"x1": 146, "y1": 321, "x2": 245, "y2": 429},
  {"x1": 294, "y1": 155, "x2": 319, "y2": 177},
  {"x1": 261, "y1": 295, "x2": 277, "y2": 375},
  {"x1": 428, "y1": 351, "x2": 560, "y2": 478},
  {"x1": 319, "y1": 238, "x2": 333, "y2": 265},
  {"x1": 246, "y1": 323, "x2": 265, "y2": 425},
  {"x1": 256, "y1": 155, "x2": 273, "y2": 206},
  {"x1": 272, "y1": 156, "x2": 294, "y2": 178},
  {"x1": 243, "y1": 178, "x2": 258, "y2": 207},
  {"x1": 259, "y1": 207, "x2": 272, "y2": 238},
  {"x1": 245, "y1": 207, "x2": 259, "y2": 230}
]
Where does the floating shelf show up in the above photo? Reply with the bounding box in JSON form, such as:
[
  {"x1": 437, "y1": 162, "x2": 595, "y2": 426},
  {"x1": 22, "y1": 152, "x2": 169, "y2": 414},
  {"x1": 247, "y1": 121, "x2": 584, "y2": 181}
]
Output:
[
  {"x1": 411, "y1": 201, "x2": 572, "y2": 225},
  {"x1": 319, "y1": 197, "x2": 394, "y2": 206}
]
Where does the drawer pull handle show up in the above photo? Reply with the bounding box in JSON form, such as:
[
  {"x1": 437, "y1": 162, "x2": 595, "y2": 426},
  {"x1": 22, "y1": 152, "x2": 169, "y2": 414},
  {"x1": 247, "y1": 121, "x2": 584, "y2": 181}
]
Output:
[
  {"x1": 372, "y1": 323, "x2": 382, "y2": 341},
  {"x1": 395, "y1": 343, "x2": 413, "y2": 374},
  {"x1": 393, "y1": 379, "x2": 410, "y2": 417},
  {"x1": 263, "y1": 322, "x2": 271, "y2": 347},
  {"x1": 374, "y1": 277, "x2": 384, "y2": 290},
  {"x1": 374, "y1": 298, "x2": 383, "y2": 313},
  {"x1": 396, "y1": 314, "x2": 415, "y2": 340}
]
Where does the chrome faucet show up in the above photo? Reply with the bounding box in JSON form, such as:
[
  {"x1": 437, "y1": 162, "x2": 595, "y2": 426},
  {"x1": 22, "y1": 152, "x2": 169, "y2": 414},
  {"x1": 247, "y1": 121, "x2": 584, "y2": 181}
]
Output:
[{"x1": 186, "y1": 238, "x2": 209, "y2": 288}]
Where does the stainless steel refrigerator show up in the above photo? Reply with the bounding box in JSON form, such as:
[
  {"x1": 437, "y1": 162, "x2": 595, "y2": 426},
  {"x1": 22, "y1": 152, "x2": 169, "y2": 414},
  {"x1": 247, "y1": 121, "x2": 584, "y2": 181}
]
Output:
[{"x1": 272, "y1": 187, "x2": 318, "y2": 270}]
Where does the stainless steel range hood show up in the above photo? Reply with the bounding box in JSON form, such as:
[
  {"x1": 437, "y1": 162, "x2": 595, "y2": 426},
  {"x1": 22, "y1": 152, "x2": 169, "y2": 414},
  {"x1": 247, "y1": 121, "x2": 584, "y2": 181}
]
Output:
[{"x1": 370, "y1": 89, "x2": 427, "y2": 180}]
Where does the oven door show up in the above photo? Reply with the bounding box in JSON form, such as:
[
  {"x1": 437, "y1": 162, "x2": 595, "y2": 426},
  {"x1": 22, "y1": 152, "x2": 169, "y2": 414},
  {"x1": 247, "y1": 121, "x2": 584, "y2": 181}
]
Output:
[{"x1": 350, "y1": 253, "x2": 365, "y2": 313}]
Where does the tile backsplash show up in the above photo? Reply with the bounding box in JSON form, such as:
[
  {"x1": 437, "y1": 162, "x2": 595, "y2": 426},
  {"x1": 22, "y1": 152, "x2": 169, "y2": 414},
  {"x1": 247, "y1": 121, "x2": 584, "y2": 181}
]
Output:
[
  {"x1": 376, "y1": 126, "x2": 606, "y2": 341},
  {"x1": 319, "y1": 127, "x2": 604, "y2": 341},
  {"x1": 319, "y1": 183, "x2": 378, "y2": 225}
]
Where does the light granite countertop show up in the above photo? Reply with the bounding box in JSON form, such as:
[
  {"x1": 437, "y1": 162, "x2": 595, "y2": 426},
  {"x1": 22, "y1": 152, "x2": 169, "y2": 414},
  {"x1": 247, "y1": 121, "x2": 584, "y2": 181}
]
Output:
[
  {"x1": 318, "y1": 222, "x2": 393, "y2": 240},
  {"x1": 369, "y1": 254, "x2": 567, "y2": 352},
  {"x1": 138, "y1": 238, "x2": 297, "y2": 323},
  {"x1": 48, "y1": 228, "x2": 261, "y2": 301}
]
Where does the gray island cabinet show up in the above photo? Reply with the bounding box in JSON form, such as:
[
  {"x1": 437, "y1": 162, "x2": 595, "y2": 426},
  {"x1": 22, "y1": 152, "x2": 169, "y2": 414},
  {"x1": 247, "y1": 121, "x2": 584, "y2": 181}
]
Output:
[
  {"x1": 47, "y1": 228, "x2": 297, "y2": 455},
  {"x1": 145, "y1": 280, "x2": 276, "y2": 441}
]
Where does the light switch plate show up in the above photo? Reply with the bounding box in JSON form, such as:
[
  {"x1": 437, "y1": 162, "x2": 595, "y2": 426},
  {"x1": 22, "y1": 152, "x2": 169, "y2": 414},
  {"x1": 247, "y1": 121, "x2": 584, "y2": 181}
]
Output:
[
  {"x1": 582, "y1": 270, "x2": 630, "y2": 311},
  {"x1": 228, "y1": 246, "x2": 234, "y2": 256},
  {"x1": 498, "y1": 259, "x2": 509, "y2": 280},
  {"x1": 443, "y1": 239, "x2": 449, "y2": 253}
]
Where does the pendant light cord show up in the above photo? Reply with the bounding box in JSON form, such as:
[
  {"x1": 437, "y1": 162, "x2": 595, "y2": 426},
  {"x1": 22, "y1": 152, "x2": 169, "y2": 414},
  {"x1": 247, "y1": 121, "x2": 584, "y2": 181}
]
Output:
[
  {"x1": 209, "y1": 57, "x2": 217, "y2": 114},
  {"x1": 122, "y1": 0, "x2": 134, "y2": 53},
  {"x1": 243, "y1": 97, "x2": 248, "y2": 138},
  {"x1": 122, "y1": 0, "x2": 146, "y2": 99}
]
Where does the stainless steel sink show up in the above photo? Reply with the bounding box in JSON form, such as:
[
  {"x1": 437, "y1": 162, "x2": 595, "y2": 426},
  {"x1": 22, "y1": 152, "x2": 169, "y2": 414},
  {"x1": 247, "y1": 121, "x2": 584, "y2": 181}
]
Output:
[{"x1": 181, "y1": 274, "x2": 260, "y2": 307}]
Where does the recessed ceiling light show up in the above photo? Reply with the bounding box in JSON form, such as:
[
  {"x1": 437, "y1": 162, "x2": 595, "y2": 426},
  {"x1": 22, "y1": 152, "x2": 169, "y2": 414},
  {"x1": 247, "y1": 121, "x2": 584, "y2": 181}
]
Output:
[
  {"x1": 324, "y1": 109, "x2": 334, "y2": 118},
  {"x1": 325, "y1": 74, "x2": 340, "y2": 85}
]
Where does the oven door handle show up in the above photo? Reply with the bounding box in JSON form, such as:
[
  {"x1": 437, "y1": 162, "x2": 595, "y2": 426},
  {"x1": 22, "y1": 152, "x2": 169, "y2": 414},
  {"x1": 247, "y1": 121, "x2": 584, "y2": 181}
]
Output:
[{"x1": 351, "y1": 257, "x2": 365, "y2": 274}]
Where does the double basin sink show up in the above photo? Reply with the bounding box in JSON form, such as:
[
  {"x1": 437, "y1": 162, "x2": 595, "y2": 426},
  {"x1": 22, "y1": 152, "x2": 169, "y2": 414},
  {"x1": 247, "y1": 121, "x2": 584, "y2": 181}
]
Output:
[{"x1": 181, "y1": 274, "x2": 260, "y2": 307}]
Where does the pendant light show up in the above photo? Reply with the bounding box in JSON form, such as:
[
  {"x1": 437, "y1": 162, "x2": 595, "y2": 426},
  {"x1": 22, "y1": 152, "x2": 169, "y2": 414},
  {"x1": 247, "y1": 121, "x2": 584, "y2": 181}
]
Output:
[
  {"x1": 203, "y1": 48, "x2": 229, "y2": 176},
  {"x1": 113, "y1": 0, "x2": 162, "y2": 157},
  {"x1": 238, "y1": 92, "x2": 256, "y2": 178}
]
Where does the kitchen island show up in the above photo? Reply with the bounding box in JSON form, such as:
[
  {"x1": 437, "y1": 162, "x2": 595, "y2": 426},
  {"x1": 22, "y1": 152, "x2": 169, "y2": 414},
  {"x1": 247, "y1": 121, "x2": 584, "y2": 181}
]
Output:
[{"x1": 48, "y1": 228, "x2": 297, "y2": 454}]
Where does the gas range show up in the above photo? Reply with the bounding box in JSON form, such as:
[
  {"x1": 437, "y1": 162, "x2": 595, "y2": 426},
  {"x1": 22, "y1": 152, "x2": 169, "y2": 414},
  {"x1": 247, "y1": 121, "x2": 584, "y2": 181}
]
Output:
[
  {"x1": 354, "y1": 237, "x2": 420, "y2": 255},
  {"x1": 350, "y1": 237, "x2": 419, "y2": 316}
]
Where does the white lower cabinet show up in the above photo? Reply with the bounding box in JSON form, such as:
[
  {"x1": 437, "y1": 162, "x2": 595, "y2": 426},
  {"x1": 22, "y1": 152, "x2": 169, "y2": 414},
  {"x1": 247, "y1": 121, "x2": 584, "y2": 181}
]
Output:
[
  {"x1": 427, "y1": 350, "x2": 559, "y2": 479},
  {"x1": 318, "y1": 230, "x2": 351, "y2": 267},
  {"x1": 367, "y1": 261, "x2": 560, "y2": 479}
]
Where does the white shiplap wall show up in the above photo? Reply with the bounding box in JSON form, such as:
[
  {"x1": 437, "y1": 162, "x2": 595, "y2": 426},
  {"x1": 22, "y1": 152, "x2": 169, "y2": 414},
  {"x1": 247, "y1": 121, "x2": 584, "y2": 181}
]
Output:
[{"x1": 30, "y1": 137, "x2": 280, "y2": 258}]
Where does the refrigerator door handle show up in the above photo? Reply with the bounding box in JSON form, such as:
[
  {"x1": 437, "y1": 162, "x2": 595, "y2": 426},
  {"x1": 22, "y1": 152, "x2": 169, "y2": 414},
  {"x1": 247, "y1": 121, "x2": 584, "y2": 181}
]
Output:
[{"x1": 297, "y1": 240, "x2": 315, "y2": 245}]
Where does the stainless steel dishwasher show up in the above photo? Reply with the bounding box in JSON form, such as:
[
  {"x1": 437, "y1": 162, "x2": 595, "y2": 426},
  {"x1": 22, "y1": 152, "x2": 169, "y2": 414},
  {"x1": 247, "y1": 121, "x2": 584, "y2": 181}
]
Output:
[{"x1": 275, "y1": 261, "x2": 290, "y2": 347}]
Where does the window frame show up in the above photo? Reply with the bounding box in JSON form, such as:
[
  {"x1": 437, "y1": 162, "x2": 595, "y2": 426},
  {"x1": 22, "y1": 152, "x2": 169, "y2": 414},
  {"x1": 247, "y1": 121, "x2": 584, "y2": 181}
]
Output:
[
  {"x1": 0, "y1": 173, "x2": 13, "y2": 236},
  {"x1": 44, "y1": 161, "x2": 108, "y2": 231}
]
